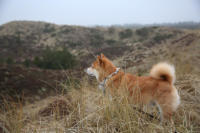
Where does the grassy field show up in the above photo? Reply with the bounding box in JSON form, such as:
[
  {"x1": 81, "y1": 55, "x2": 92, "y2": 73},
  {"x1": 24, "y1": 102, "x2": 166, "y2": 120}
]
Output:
[{"x1": 1, "y1": 68, "x2": 200, "y2": 133}]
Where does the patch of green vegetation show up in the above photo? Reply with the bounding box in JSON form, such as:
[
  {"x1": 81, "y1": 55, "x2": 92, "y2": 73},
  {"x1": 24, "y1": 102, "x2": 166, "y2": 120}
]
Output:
[
  {"x1": 108, "y1": 27, "x2": 116, "y2": 34},
  {"x1": 0, "y1": 26, "x2": 4, "y2": 31},
  {"x1": 153, "y1": 33, "x2": 173, "y2": 43},
  {"x1": 33, "y1": 48, "x2": 77, "y2": 70},
  {"x1": 43, "y1": 24, "x2": 55, "y2": 33},
  {"x1": 68, "y1": 41, "x2": 82, "y2": 48},
  {"x1": 0, "y1": 56, "x2": 16, "y2": 65},
  {"x1": 135, "y1": 27, "x2": 150, "y2": 38},
  {"x1": 0, "y1": 57, "x2": 5, "y2": 64},
  {"x1": 51, "y1": 32, "x2": 57, "y2": 37},
  {"x1": 6, "y1": 57, "x2": 15, "y2": 65},
  {"x1": 61, "y1": 28, "x2": 71, "y2": 34},
  {"x1": 105, "y1": 39, "x2": 117, "y2": 45},
  {"x1": 119, "y1": 29, "x2": 133, "y2": 39},
  {"x1": 23, "y1": 59, "x2": 31, "y2": 67},
  {"x1": 90, "y1": 30, "x2": 104, "y2": 46}
]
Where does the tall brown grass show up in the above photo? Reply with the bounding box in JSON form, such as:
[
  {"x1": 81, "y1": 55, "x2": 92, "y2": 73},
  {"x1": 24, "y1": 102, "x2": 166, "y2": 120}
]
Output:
[{"x1": 0, "y1": 73, "x2": 200, "y2": 133}]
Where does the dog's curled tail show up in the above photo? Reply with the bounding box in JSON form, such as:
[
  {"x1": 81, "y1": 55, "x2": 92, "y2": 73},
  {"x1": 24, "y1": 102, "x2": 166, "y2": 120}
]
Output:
[{"x1": 150, "y1": 62, "x2": 175, "y2": 85}]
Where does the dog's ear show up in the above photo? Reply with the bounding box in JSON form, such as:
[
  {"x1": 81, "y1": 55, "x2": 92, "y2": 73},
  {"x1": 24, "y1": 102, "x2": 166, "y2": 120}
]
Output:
[
  {"x1": 97, "y1": 55, "x2": 104, "y2": 65},
  {"x1": 97, "y1": 55, "x2": 101, "y2": 59},
  {"x1": 97, "y1": 55, "x2": 101, "y2": 62}
]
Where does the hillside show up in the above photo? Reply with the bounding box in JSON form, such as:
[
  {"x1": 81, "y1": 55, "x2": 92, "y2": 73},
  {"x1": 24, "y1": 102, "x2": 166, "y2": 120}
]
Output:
[
  {"x1": 0, "y1": 21, "x2": 195, "y2": 66},
  {"x1": 0, "y1": 21, "x2": 200, "y2": 132},
  {"x1": 0, "y1": 21, "x2": 119, "y2": 61}
]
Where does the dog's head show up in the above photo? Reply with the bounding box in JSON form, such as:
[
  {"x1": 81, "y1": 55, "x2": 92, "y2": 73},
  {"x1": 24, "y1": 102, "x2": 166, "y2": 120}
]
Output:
[{"x1": 85, "y1": 53, "x2": 116, "y2": 82}]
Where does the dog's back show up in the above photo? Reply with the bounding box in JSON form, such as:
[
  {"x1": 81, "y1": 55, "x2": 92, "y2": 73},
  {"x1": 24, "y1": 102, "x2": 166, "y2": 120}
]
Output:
[
  {"x1": 108, "y1": 62, "x2": 180, "y2": 121},
  {"x1": 125, "y1": 62, "x2": 180, "y2": 121}
]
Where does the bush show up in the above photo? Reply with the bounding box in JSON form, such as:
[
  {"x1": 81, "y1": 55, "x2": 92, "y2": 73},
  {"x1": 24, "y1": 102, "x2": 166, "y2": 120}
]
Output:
[
  {"x1": 90, "y1": 32, "x2": 104, "y2": 46},
  {"x1": 119, "y1": 29, "x2": 133, "y2": 39},
  {"x1": 43, "y1": 24, "x2": 55, "y2": 33},
  {"x1": 23, "y1": 59, "x2": 31, "y2": 67},
  {"x1": 108, "y1": 27, "x2": 115, "y2": 34},
  {"x1": 153, "y1": 34, "x2": 173, "y2": 43},
  {"x1": 105, "y1": 39, "x2": 117, "y2": 45},
  {"x1": 0, "y1": 57, "x2": 5, "y2": 64},
  {"x1": 68, "y1": 41, "x2": 82, "y2": 48},
  {"x1": 34, "y1": 48, "x2": 76, "y2": 70},
  {"x1": 136, "y1": 28, "x2": 150, "y2": 38},
  {"x1": 6, "y1": 57, "x2": 14, "y2": 64}
]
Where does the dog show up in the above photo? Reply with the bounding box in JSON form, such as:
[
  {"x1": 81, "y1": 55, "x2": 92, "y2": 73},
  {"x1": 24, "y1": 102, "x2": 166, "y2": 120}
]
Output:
[{"x1": 86, "y1": 53, "x2": 180, "y2": 121}]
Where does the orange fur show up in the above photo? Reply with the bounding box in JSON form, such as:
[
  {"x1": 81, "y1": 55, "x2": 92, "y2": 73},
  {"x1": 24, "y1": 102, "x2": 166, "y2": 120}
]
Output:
[{"x1": 87, "y1": 54, "x2": 180, "y2": 121}]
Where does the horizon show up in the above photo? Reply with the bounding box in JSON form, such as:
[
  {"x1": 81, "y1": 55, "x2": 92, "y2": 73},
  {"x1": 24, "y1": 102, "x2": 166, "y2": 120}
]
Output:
[
  {"x1": 1, "y1": 20, "x2": 200, "y2": 27},
  {"x1": 0, "y1": 0, "x2": 200, "y2": 26}
]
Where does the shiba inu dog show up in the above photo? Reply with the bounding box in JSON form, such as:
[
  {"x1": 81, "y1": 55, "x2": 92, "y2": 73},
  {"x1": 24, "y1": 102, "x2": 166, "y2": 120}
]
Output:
[{"x1": 86, "y1": 53, "x2": 180, "y2": 121}]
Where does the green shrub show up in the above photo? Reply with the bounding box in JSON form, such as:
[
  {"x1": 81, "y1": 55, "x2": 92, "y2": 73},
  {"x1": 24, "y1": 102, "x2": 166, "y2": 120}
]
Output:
[
  {"x1": 33, "y1": 56, "x2": 40, "y2": 66},
  {"x1": 61, "y1": 28, "x2": 71, "y2": 34},
  {"x1": 135, "y1": 28, "x2": 149, "y2": 38},
  {"x1": 90, "y1": 32, "x2": 104, "y2": 46},
  {"x1": 43, "y1": 24, "x2": 55, "y2": 33},
  {"x1": 34, "y1": 48, "x2": 76, "y2": 70},
  {"x1": 153, "y1": 34, "x2": 173, "y2": 43},
  {"x1": 23, "y1": 59, "x2": 31, "y2": 67},
  {"x1": 51, "y1": 32, "x2": 57, "y2": 37},
  {"x1": 0, "y1": 57, "x2": 5, "y2": 64},
  {"x1": 119, "y1": 29, "x2": 133, "y2": 39},
  {"x1": 68, "y1": 41, "x2": 82, "y2": 48},
  {"x1": 108, "y1": 27, "x2": 115, "y2": 34},
  {"x1": 106, "y1": 39, "x2": 117, "y2": 45},
  {"x1": 6, "y1": 57, "x2": 14, "y2": 64}
]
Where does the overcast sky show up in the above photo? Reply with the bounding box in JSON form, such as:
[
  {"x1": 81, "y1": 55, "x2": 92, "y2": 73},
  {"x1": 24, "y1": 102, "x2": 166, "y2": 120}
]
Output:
[{"x1": 0, "y1": 0, "x2": 200, "y2": 26}]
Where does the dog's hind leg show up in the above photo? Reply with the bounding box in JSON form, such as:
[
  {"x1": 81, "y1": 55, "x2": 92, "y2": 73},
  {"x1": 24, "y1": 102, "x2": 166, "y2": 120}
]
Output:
[{"x1": 155, "y1": 102, "x2": 164, "y2": 122}]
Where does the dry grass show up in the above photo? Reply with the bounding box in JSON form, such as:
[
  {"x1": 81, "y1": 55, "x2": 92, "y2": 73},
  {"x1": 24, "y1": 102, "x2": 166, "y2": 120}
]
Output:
[
  {"x1": 0, "y1": 73, "x2": 200, "y2": 133},
  {"x1": 1, "y1": 20, "x2": 200, "y2": 133}
]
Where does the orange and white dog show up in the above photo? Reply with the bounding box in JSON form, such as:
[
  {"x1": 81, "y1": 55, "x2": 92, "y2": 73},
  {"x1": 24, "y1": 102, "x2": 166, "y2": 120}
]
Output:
[{"x1": 86, "y1": 54, "x2": 180, "y2": 121}]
